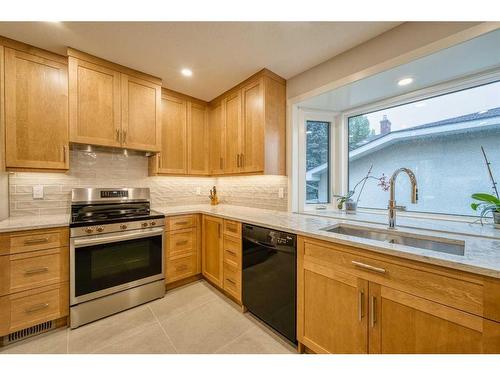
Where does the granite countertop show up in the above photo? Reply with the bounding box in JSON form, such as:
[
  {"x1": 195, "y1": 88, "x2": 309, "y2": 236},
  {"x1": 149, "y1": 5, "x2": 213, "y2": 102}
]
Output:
[{"x1": 1, "y1": 204, "x2": 499, "y2": 279}]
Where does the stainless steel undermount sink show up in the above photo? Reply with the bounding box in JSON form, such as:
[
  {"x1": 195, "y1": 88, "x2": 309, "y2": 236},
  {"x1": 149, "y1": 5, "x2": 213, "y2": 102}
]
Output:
[{"x1": 322, "y1": 224, "x2": 465, "y2": 256}]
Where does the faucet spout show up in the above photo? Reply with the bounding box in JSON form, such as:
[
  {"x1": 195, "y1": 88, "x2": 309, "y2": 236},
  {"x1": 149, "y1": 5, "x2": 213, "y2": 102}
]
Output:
[{"x1": 388, "y1": 168, "x2": 418, "y2": 229}]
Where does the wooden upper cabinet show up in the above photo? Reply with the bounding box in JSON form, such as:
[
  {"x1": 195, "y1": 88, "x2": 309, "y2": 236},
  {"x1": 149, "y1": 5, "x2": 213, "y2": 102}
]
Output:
[
  {"x1": 157, "y1": 94, "x2": 187, "y2": 174},
  {"x1": 68, "y1": 49, "x2": 162, "y2": 152},
  {"x1": 68, "y1": 57, "x2": 121, "y2": 148},
  {"x1": 224, "y1": 91, "x2": 242, "y2": 174},
  {"x1": 208, "y1": 69, "x2": 286, "y2": 176},
  {"x1": 240, "y1": 79, "x2": 264, "y2": 173},
  {"x1": 208, "y1": 101, "x2": 224, "y2": 175},
  {"x1": 121, "y1": 75, "x2": 161, "y2": 152},
  {"x1": 4, "y1": 47, "x2": 69, "y2": 171},
  {"x1": 187, "y1": 102, "x2": 209, "y2": 175},
  {"x1": 202, "y1": 215, "x2": 223, "y2": 287}
]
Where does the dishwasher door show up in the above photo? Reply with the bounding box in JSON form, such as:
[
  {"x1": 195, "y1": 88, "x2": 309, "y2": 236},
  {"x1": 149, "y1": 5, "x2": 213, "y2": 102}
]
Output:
[{"x1": 242, "y1": 224, "x2": 297, "y2": 344}]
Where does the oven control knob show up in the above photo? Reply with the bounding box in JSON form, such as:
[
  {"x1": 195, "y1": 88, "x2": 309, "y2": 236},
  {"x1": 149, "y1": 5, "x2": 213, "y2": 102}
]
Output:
[
  {"x1": 85, "y1": 227, "x2": 94, "y2": 234},
  {"x1": 141, "y1": 222, "x2": 148, "y2": 228},
  {"x1": 120, "y1": 224, "x2": 128, "y2": 230},
  {"x1": 96, "y1": 226, "x2": 104, "y2": 232},
  {"x1": 150, "y1": 221, "x2": 157, "y2": 226}
]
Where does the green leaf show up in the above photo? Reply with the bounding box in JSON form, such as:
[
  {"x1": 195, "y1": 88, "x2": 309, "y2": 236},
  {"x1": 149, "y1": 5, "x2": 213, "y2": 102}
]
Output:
[
  {"x1": 471, "y1": 193, "x2": 500, "y2": 205},
  {"x1": 471, "y1": 202, "x2": 480, "y2": 211}
]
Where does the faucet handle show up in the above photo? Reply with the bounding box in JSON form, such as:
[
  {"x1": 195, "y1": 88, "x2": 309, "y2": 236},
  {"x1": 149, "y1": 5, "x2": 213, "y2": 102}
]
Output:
[{"x1": 395, "y1": 205, "x2": 407, "y2": 211}]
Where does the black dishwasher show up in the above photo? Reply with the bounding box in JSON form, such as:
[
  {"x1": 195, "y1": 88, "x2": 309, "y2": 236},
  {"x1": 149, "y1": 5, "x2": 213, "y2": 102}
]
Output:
[{"x1": 242, "y1": 223, "x2": 297, "y2": 344}]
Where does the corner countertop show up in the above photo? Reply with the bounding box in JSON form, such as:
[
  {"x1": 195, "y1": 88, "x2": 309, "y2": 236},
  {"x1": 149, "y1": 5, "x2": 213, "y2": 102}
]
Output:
[
  {"x1": 1, "y1": 204, "x2": 499, "y2": 279},
  {"x1": 154, "y1": 204, "x2": 500, "y2": 279}
]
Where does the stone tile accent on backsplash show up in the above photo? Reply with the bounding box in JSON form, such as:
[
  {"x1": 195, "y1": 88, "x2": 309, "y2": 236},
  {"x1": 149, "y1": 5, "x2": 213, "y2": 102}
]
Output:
[{"x1": 8, "y1": 148, "x2": 288, "y2": 216}]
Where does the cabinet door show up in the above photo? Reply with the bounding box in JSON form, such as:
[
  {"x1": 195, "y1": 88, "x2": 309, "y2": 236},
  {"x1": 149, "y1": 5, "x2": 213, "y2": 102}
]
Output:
[
  {"x1": 121, "y1": 75, "x2": 161, "y2": 152},
  {"x1": 5, "y1": 48, "x2": 69, "y2": 170},
  {"x1": 240, "y1": 79, "x2": 264, "y2": 173},
  {"x1": 157, "y1": 95, "x2": 187, "y2": 174},
  {"x1": 370, "y1": 284, "x2": 485, "y2": 354},
  {"x1": 68, "y1": 57, "x2": 121, "y2": 148},
  {"x1": 298, "y1": 244, "x2": 368, "y2": 353},
  {"x1": 187, "y1": 102, "x2": 209, "y2": 175},
  {"x1": 202, "y1": 216, "x2": 223, "y2": 287},
  {"x1": 224, "y1": 92, "x2": 242, "y2": 173},
  {"x1": 208, "y1": 101, "x2": 225, "y2": 175}
]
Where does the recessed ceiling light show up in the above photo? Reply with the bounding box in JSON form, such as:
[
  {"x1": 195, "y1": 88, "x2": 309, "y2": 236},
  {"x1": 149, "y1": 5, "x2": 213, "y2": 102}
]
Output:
[
  {"x1": 398, "y1": 77, "x2": 414, "y2": 86},
  {"x1": 181, "y1": 68, "x2": 193, "y2": 77}
]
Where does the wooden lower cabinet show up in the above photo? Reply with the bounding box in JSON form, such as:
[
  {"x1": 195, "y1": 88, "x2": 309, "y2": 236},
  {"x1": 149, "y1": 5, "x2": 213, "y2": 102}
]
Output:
[
  {"x1": 297, "y1": 235, "x2": 500, "y2": 354},
  {"x1": 201, "y1": 215, "x2": 223, "y2": 287},
  {"x1": 165, "y1": 215, "x2": 201, "y2": 285}
]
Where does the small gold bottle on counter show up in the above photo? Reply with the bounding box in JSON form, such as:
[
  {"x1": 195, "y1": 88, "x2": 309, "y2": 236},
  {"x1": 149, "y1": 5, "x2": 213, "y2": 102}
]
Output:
[{"x1": 209, "y1": 186, "x2": 219, "y2": 205}]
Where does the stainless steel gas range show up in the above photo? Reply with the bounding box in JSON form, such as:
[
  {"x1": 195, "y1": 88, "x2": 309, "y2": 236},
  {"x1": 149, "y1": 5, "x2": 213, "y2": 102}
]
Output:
[{"x1": 69, "y1": 188, "x2": 165, "y2": 328}]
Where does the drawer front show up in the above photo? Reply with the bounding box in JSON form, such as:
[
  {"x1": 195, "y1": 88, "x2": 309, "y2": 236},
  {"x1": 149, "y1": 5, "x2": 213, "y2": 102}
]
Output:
[
  {"x1": 2, "y1": 227, "x2": 69, "y2": 255},
  {"x1": 166, "y1": 215, "x2": 197, "y2": 231},
  {"x1": 223, "y1": 220, "x2": 241, "y2": 238},
  {"x1": 301, "y1": 237, "x2": 483, "y2": 316},
  {"x1": 223, "y1": 235, "x2": 241, "y2": 267},
  {"x1": 0, "y1": 283, "x2": 69, "y2": 335},
  {"x1": 0, "y1": 248, "x2": 68, "y2": 295},
  {"x1": 223, "y1": 262, "x2": 241, "y2": 301},
  {"x1": 166, "y1": 254, "x2": 197, "y2": 283},
  {"x1": 167, "y1": 228, "x2": 196, "y2": 258}
]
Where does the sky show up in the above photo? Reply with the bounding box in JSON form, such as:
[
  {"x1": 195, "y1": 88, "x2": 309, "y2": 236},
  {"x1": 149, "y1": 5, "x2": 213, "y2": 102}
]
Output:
[{"x1": 362, "y1": 80, "x2": 500, "y2": 134}]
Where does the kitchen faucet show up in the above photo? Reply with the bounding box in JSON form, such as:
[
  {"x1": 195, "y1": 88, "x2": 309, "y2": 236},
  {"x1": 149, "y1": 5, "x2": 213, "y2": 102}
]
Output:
[{"x1": 388, "y1": 168, "x2": 418, "y2": 229}]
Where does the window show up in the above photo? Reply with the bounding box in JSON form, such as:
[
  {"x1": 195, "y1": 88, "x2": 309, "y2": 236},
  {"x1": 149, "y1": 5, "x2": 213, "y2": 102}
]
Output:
[
  {"x1": 347, "y1": 80, "x2": 500, "y2": 216},
  {"x1": 306, "y1": 120, "x2": 330, "y2": 204}
]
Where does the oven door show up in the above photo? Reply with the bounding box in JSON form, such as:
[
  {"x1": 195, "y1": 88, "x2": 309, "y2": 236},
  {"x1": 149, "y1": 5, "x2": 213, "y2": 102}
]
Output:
[{"x1": 70, "y1": 227, "x2": 164, "y2": 305}]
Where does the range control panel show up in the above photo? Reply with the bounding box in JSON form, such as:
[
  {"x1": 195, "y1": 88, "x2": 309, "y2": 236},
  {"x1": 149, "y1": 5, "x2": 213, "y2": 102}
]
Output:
[{"x1": 100, "y1": 190, "x2": 129, "y2": 199}]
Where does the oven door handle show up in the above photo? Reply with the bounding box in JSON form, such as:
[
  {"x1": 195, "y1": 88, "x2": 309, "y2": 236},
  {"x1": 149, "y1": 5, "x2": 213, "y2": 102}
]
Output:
[{"x1": 73, "y1": 227, "x2": 164, "y2": 248}]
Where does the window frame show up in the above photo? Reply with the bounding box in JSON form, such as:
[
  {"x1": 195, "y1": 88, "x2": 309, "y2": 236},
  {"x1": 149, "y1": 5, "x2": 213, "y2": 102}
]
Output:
[
  {"x1": 297, "y1": 109, "x2": 338, "y2": 212},
  {"x1": 339, "y1": 68, "x2": 500, "y2": 218}
]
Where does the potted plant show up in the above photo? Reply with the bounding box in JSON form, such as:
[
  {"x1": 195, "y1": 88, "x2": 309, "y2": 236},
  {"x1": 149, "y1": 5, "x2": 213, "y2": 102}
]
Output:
[{"x1": 471, "y1": 193, "x2": 500, "y2": 228}]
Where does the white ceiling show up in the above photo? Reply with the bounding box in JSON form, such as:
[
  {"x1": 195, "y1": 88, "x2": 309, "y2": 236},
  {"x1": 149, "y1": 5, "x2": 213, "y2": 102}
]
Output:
[
  {"x1": 299, "y1": 28, "x2": 500, "y2": 112},
  {"x1": 0, "y1": 22, "x2": 400, "y2": 101}
]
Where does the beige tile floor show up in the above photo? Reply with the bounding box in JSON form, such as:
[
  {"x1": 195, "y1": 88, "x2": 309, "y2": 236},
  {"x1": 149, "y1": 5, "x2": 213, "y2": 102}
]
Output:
[{"x1": 0, "y1": 280, "x2": 296, "y2": 354}]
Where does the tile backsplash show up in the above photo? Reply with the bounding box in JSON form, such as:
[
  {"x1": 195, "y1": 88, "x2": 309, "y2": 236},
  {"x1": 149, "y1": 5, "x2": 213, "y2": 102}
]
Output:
[{"x1": 8, "y1": 148, "x2": 288, "y2": 216}]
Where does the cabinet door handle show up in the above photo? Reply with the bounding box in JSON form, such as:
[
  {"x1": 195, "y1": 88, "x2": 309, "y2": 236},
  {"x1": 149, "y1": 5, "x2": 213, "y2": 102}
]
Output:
[
  {"x1": 176, "y1": 240, "x2": 188, "y2": 246},
  {"x1": 351, "y1": 260, "x2": 386, "y2": 274},
  {"x1": 123, "y1": 129, "x2": 127, "y2": 144},
  {"x1": 63, "y1": 145, "x2": 69, "y2": 164},
  {"x1": 370, "y1": 295, "x2": 377, "y2": 328},
  {"x1": 25, "y1": 303, "x2": 49, "y2": 313},
  {"x1": 25, "y1": 267, "x2": 49, "y2": 275},
  {"x1": 24, "y1": 237, "x2": 49, "y2": 245},
  {"x1": 358, "y1": 289, "x2": 365, "y2": 322},
  {"x1": 225, "y1": 278, "x2": 236, "y2": 285},
  {"x1": 218, "y1": 223, "x2": 222, "y2": 238},
  {"x1": 237, "y1": 154, "x2": 240, "y2": 167},
  {"x1": 116, "y1": 129, "x2": 120, "y2": 142},
  {"x1": 226, "y1": 249, "x2": 236, "y2": 256},
  {"x1": 175, "y1": 221, "x2": 189, "y2": 226},
  {"x1": 220, "y1": 157, "x2": 223, "y2": 170},
  {"x1": 240, "y1": 153, "x2": 244, "y2": 167}
]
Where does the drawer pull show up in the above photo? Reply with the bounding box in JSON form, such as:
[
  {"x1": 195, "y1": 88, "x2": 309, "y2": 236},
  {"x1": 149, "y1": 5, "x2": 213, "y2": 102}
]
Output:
[
  {"x1": 176, "y1": 240, "x2": 188, "y2": 246},
  {"x1": 25, "y1": 303, "x2": 49, "y2": 313},
  {"x1": 351, "y1": 260, "x2": 386, "y2": 274},
  {"x1": 175, "y1": 221, "x2": 189, "y2": 226},
  {"x1": 225, "y1": 278, "x2": 236, "y2": 285},
  {"x1": 24, "y1": 267, "x2": 49, "y2": 275},
  {"x1": 225, "y1": 250, "x2": 237, "y2": 256},
  {"x1": 23, "y1": 237, "x2": 49, "y2": 245}
]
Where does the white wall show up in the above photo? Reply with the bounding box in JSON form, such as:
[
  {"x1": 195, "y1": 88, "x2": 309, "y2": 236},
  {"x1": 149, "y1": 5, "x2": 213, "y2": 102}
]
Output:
[
  {"x1": 0, "y1": 172, "x2": 8, "y2": 220},
  {"x1": 8, "y1": 148, "x2": 288, "y2": 216}
]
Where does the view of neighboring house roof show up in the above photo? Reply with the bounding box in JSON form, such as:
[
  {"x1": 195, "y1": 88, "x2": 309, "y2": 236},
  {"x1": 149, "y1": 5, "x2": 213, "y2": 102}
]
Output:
[{"x1": 350, "y1": 106, "x2": 500, "y2": 154}]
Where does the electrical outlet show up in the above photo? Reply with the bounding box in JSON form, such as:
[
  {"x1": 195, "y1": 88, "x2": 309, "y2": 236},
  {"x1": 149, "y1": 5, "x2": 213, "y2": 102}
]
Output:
[
  {"x1": 33, "y1": 185, "x2": 44, "y2": 199},
  {"x1": 278, "y1": 188, "x2": 284, "y2": 199},
  {"x1": 196, "y1": 187, "x2": 201, "y2": 195}
]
